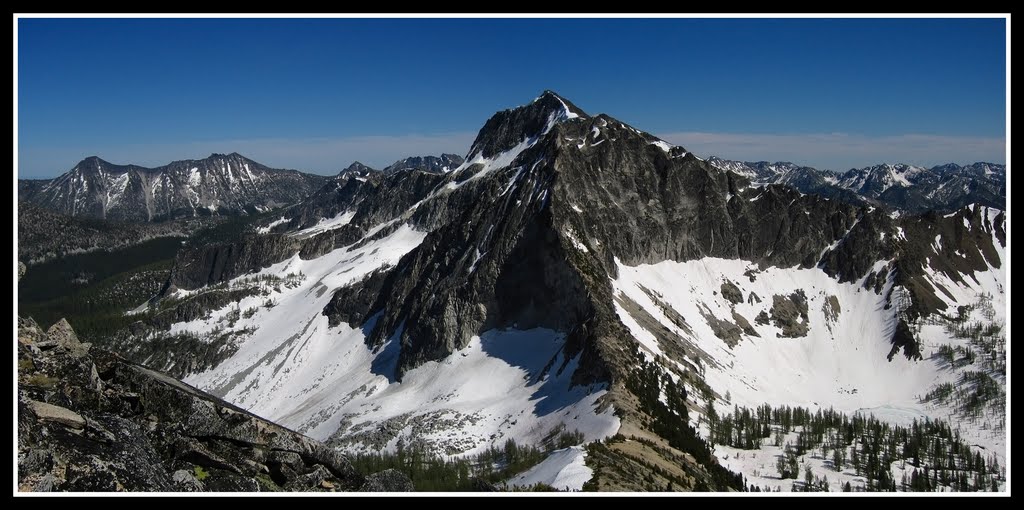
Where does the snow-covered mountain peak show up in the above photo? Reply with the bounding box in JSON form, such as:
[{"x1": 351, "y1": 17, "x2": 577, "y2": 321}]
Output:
[
  {"x1": 69, "y1": 155, "x2": 137, "y2": 175},
  {"x1": 534, "y1": 90, "x2": 587, "y2": 117},
  {"x1": 339, "y1": 161, "x2": 376, "y2": 176}
]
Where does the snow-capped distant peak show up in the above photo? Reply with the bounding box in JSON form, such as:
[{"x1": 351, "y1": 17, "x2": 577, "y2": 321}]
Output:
[{"x1": 382, "y1": 154, "x2": 466, "y2": 175}]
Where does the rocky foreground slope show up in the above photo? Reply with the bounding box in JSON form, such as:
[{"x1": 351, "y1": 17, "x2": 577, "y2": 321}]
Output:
[{"x1": 17, "y1": 264, "x2": 412, "y2": 492}]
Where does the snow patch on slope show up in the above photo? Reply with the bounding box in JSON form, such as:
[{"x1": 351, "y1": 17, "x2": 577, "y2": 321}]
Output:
[
  {"x1": 256, "y1": 216, "x2": 289, "y2": 235},
  {"x1": 290, "y1": 210, "x2": 355, "y2": 238},
  {"x1": 650, "y1": 140, "x2": 674, "y2": 153},
  {"x1": 505, "y1": 446, "x2": 592, "y2": 491}
]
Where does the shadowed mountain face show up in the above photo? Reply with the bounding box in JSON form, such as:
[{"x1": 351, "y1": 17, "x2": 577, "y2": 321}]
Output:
[
  {"x1": 707, "y1": 157, "x2": 1005, "y2": 214},
  {"x1": 81, "y1": 91, "x2": 1004, "y2": 491},
  {"x1": 19, "y1": 153, "x2": 327, "y2": 222}
]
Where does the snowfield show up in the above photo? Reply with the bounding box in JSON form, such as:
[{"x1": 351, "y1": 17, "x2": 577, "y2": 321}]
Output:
[
  {"x1": 613, "y1": 257, "x2": 928, "y2": 414},
  {"x1": 289, "y1": 210, "x2": 355, "y2": 238}
]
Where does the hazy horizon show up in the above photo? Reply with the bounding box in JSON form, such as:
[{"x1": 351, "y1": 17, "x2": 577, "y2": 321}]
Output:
[{"x1": 18, "y1": 17, "x2": 1006, "y2": 178}]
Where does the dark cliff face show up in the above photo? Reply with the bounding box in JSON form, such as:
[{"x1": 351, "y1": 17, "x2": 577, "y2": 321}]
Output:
[
  {"x1": 16, "y1": 315, "x2": 412, "y2": 492},
  {"x1": 20, "y1": 153, "x2": 327, "y2": 222},
  {"x1": 167, "y1": 234, "x2": 303, "y2": 291},
  {"x1": 890, "y1": 204, "x2": 1005, "y2": 319},
  {"x1": 325, "y1": 135, "x2": 597, "y2": 379},
  {"x1": 318, "y1": 102, "x2": 879, "y2": 381},
  {"x1": 545, "y1": 115, "x2": 867, "y2": 276}
]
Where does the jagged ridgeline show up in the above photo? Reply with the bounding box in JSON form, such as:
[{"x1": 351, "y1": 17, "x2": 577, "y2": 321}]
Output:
[
  {"x1": 94, "y1": 91, "x2": 1003, "y2": 491},
  {"x1": 706, "y1": 158, "x2": 1005, "y2": 215}
]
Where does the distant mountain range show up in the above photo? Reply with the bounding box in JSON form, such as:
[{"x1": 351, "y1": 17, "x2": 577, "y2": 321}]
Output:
[
  {"x1": 18, "y1": 153, "x2": 327, "y2": 222},
  {"x1": 18, "y1": 145, "x2": 1002, "y2": 226},
  {"x1": 16, "y1": 151, "x2": 477, "y2": 224},
  {"x1": 706, "y1": 157, "x2": 1005, "y2": 214},
  {"x1": 381, "y1": 153, "x2": 465, "y2": 175}
]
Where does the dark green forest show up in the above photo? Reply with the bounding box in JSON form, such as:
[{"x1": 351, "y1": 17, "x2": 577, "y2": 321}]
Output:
[
  {"x1": 18, "y1": 238, "x2": 182, "y2": 339},
  {"x1": 18, "y1": 212, "x2": 278, "y2": 341},
  {"x1": 349, "y1": 428, "x2": 586, "y2": 491}
]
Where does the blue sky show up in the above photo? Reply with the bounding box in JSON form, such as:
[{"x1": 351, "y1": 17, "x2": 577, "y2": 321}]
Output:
[{"x1": 17, "y1": 17, "x2": 1006, "y2": 177}]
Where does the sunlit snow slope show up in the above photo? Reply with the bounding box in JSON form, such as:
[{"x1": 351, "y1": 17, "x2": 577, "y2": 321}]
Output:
[
  {"x1": 612, "y1": 208, "x2": 1006, "y2": 461},
  {"x1": 505, "y1": 446, "x2": 593, "y2": 491},
  {"x1": 175, "y1": 222, "x2": 616, "y2": 456}
]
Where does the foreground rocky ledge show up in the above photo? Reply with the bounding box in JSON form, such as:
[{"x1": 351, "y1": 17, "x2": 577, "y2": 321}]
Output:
[{"x1": 16, "y1": 315, "x2": 412, "y2": 492}]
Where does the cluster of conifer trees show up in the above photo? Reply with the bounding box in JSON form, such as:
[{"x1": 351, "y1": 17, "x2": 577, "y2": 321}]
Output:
[{"x1": 710, "y1": 404, "x2": 1004, "y2": 492}]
